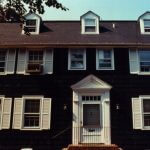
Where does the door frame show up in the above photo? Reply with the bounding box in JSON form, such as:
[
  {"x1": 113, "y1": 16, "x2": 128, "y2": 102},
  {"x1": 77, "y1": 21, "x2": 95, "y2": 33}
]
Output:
[{"x1": 71, "y1": 75, "x2": 112, "y2": 145}]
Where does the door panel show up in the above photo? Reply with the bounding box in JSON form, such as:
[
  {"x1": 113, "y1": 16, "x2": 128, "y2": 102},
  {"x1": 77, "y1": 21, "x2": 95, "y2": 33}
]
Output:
[{"x1": 83, "y1": 104, "x2": 100, "y2": 126}]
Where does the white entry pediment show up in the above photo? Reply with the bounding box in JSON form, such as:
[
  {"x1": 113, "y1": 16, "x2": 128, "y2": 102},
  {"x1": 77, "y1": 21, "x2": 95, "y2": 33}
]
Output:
[{"x1": 71, "y1": 74, "x2": 112, "y2": 91}]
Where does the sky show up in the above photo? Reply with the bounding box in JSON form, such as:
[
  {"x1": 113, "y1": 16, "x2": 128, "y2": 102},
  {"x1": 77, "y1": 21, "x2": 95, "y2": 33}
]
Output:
[{"x1": 41, "y1": 0, "x2": 150, "y2": 21}]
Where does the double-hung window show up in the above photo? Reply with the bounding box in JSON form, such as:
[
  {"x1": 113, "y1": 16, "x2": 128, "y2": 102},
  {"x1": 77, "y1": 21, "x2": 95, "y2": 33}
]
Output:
[
  {"x1": 28, "y1": 51, "x2": 43, "y2": 64},
  {"x1": 144, "y1": 20, "x2": 150, "y2": 33},
  {"x1": 24, "y1": 99, "x2": 41, "y2": 128},
  {"x1": 68, "y1": 49, "x2": 86, "y2": 70},
  {"x1": 96, "y1": 49, "x2": 114, "y2": 70},
  {"x1": 85, "y1": 18, "x2": 96, "y2": 33},
  {"x1": 26, "y1": 50, "x2": 43, "y2": 73},
  {"x1": 139, "y1": 51, "x2": 150, "y2": 72},
  {"x1": 0, "y1": 51, "x2": 6, "y2": 73},
  {"x1": 25, "y1": 19, "x2": 37, "y2": 33}
]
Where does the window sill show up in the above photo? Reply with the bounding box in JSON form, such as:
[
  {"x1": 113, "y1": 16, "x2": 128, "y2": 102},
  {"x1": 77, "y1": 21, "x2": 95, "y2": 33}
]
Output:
[
  {"x1": 141, "y1": 32, "x2": 150, "y2": 35},
  {"x1": 69, "y1": 68, "x2": 86, "y2": 70},
  {"x1": 82, "y1": 32, "x2": 99, "y2": 35},
  {"x1": 141, "y1": 126, "x2": 150, "y2": 130},
  {"x1": 21, "y1": 127, "x2": 42, "y2": 131},
  {"x1": 96, "y1": 68, "x2": 114, "y2": 71},
  {"x1": 138, "y1": 72, "x2": 150, "y2": 75}
]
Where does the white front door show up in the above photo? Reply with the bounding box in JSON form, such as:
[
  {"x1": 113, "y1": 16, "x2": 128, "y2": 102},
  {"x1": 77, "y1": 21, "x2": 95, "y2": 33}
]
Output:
[{"x1": 80, "y1": 95, "x2": 102, "y2": 143}]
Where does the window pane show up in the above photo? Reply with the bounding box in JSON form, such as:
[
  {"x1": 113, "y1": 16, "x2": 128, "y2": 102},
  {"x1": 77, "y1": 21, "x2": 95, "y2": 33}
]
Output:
[
  {"x1": 24, "y1": 114, "x2": 40, "y2": 127},
  {"x1": 25, "y1": 100, "x2": 40, "y2": 113},
  {"x1": 0, "y1": 52, "x2": 6, "y2": 61},
  {"x1": 71, "y1": 61, "x2": 84, "y2": 69},
  {"x1": 139, "y1": 51, "x2": 150, "y2": 72},
  {"x1": 143, "y1": 100, "x2": 150, "y2": 112},
  {"x1": 139, "y1": 51, "x2": 150, "y2": 61},
  {"x1": 82, "y1": 96, "x2": 101, "y2": 101},
  {"x1": 98, "y1": 50, "x2": 112, "y2": 69},
  {"x1": 26, "y1": 20, "x2": 36, "y2": 26},
  {"x1": 0, "y1": 68, "x2": 4, "y2": 72},
  {"x1": 104, "y1": 51, "x2": 111, "y2": 59},
  {"x1": 144, "y1": 114, "x2": 150, "y2": 127},
  {"x1": 29, "y1": 51, "x2": 43, "y2": 63},
  {"x1": 85, "y1": 19, "x2": 96, "y2": 26},
  {"x1": 144, "y1": 20, "x2": 150, "y2": 27},
  {"x1": 83, "y1": 104, "x2": 100, "y2": 126},
  {"x1": 0, "y1": 62, "x2": 5, "y2": 67},
  {"x1": 99, "y1": 59, "x2": 111, "y2": 68},
  {"x1": 71, "y1": 53, "x2": 83, "y2": 60},
  {"x1": 85, "y1": 26, "x2": 96, "y2": 32},
  {"x1": 70, "y1": 50, "x2": 84, "y2": 69},
  {"x1": 27, "y1": 27, "x2": 36, "y2": 32}
]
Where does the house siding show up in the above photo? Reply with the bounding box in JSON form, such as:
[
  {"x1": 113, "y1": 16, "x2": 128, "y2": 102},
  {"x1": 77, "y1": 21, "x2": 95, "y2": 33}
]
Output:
[{"x1": 0, "y1": 48, "x2": 150, "y2": 150}]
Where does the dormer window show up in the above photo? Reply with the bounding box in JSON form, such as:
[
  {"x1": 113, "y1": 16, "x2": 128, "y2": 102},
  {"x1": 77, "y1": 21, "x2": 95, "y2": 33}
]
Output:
[
  {"x1": 25, "y1": 19, "x2": 37, "y2": 32},
  {"x1": 144, "y1": 20, "x2": 150, "y2": 33},
  {"x1": 81, "y1": 11, "x2": 100, "y2": 34},
  {"x1": 85, "y1": 18, "x2": 96, "y2": 32},
  {"x1": 22, "y1": 13, "x2": 41, "y2": 35},
  {"x1": 138, "y1": 12, "x2": 150, "y2": 34}
]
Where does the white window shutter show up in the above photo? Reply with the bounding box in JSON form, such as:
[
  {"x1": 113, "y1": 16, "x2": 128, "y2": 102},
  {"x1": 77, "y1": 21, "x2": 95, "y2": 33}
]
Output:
[
  {"x1": 1, "y1": 98, "x2": 12, "y2": 129},
  {"x1": 41, "y1": 98, "x2": 51, "y2": 129},
  {"x1": 17, "y1": 49, "x2": 27, "y2": 74},
  {"x1": 129, "y1": 50, "x2": 139, "y2": 74},
  {"x1": 6, "y1": 49, "x2": 16, "y2": 74},
  {"x1": 13, "y1": 98, "x2": 23, "y2": 129},
  {"x1": 132, "y1": 98, "x2": 142, "y2": 129},
  {"x1": 43, "y1": 49, "x2": 53, "y2": 74}
]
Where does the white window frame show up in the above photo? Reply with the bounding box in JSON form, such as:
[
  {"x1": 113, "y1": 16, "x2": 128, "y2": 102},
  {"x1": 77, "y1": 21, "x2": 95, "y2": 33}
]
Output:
[
  {"x1": 96, "y1": 49, "x2": 114, "y2": 70},
  {"x1": 28, "y1": 50, "x2": 44, "y2": 64},
  {"x1": 24, "y1": 19, "x2": 37, "y2": 34},
  {"x1": 68, "y1": 49, "x2": 86, "y2": 70},
  {"x1": 84, "y1": 18, "x2": 97, "y2": 34},
  {"x1": 138, "y1": 50, "x2": 150, "y2": 74},
  {"x1": 0, "y1": 50, "x2": 7, "y2": 75},
  {"x1": 22, "y1": 96, "x2": 43, "y2": 130},
  {"x1": 140, "y1": 96, "x2": 150, "y2": 130}
]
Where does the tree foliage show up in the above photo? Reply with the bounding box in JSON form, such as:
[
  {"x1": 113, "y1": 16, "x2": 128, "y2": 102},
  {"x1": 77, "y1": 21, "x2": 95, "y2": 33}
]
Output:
[{"x1": 0, "y1": 0, "x2": 68, "y2": 22}]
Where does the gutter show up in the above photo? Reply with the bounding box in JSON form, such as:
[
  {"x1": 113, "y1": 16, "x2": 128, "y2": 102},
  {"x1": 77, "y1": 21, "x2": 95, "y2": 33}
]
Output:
[{"x1": 0, "y1": 43, "x2": 150, "y2": 48}]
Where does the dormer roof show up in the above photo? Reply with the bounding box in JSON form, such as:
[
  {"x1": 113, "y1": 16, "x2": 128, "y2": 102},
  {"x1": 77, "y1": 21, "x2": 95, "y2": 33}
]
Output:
[
  {"x1": 24, "y1": 12, "x2": 42, "y2": 21},
  {"x1": 80, "y1": 11, "x2": 100, "y2": 20},
  {"x1": 138, "y1": 11, "x2": 150, "y2": 20}
]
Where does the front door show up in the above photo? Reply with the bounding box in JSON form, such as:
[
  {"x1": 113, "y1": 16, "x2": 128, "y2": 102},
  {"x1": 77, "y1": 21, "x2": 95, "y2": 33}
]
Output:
[{"x1": 80, "y1": 96, "x2": 102, "y2": 143}]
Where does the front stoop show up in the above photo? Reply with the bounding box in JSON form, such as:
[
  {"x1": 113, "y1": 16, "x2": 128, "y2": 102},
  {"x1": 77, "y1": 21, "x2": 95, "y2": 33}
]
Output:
[{"x1": 63, "y1": 144, "x2": 121, "y2": 150}]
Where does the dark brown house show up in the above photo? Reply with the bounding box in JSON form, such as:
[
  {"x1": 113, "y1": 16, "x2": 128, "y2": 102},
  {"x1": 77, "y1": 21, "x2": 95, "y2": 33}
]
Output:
[{"x1": 0, "y1": 11, "x2": 150, "y2": 150}]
